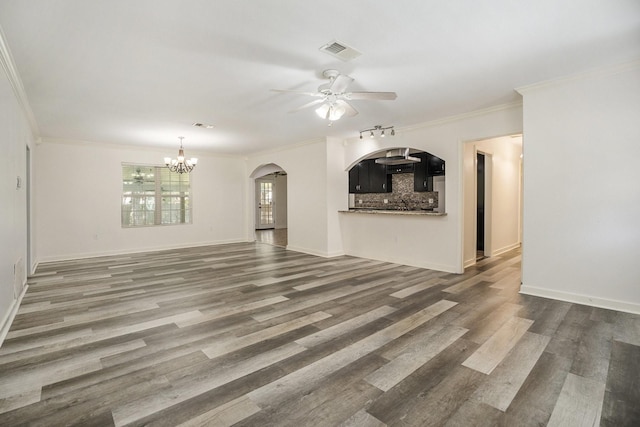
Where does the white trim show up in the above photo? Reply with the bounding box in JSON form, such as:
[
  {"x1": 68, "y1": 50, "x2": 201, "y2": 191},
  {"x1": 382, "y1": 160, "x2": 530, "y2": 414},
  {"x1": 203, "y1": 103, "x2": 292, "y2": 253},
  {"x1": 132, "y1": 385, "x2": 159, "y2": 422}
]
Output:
[
  {"x1": 36, "y1": 239, "x2": 247, "y2": 264},
  {"x1": 457, "y1": 137, "x2": 466, "y2": 273},
  {"x1": 516, "y1": 58, "x2": 640, "y2": 95},
  {"x1": 333, "y1": 250, "x2": 459, "y2": 274},
  {"x1": 463, "y1": 258, "x2": 476, "y2": 268},
  {"x1": 285, "y1": 245, "x2": 345, "y2": 259},
  {"x1": 286, "y1": 245, "x2": 331, "y2": 258},
  {"x1": 0, "y1": 285, "x2": 28, "y2": 348},
  {"x1": 0, "y1": 26, "x2": 39, "y2": 137},
  {"x1": 520, "y1": 285, "x2": 640, "y2": 315},
  {"x1": 247, "y1": 136, "x2": 327, "y2": 158},
  {"x1": 398, "y1": 101, "x2": 523, "y2": 134},
  {"x1": 39, "y1": 137, "x2": 243, "y2": 158},
  {"x1": 490, "y1": 242, "x2": 521, "y2": 257}
]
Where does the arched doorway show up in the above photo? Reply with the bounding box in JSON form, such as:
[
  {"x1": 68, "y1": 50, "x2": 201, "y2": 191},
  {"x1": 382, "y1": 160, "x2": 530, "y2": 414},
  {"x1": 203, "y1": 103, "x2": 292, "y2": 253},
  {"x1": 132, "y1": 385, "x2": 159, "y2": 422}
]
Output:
[{"x1": 250, "y1": 163, "x2": 288, "y2": 248}]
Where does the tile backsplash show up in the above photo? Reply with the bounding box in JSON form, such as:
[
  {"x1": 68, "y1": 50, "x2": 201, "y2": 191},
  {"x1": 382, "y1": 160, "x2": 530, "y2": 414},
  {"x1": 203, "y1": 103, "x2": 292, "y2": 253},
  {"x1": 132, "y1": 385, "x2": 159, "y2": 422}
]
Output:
[{"x1": 352, "y1": 174, "x2": 438, "y2": 210}]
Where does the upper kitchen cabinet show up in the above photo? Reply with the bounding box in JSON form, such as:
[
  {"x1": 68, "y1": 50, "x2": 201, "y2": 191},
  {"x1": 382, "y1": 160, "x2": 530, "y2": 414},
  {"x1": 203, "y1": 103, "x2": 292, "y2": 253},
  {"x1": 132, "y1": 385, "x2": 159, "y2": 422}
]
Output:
[
  {"x1": 414, "y1": 152, "x2": 445, "y2": 192},
  {"x1": 349, "y1": 159, "x2": 391, "y2": 193},
  {"x1": 428, "y1": 154, "x2": 445, "y2": 176}
]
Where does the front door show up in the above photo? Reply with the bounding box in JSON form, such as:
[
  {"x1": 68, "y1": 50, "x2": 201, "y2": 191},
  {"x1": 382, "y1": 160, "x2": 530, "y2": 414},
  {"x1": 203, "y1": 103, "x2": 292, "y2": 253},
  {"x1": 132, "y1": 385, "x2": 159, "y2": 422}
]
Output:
[{"x1": 255, "y1": 178, "x2": 275, "y2": 229}]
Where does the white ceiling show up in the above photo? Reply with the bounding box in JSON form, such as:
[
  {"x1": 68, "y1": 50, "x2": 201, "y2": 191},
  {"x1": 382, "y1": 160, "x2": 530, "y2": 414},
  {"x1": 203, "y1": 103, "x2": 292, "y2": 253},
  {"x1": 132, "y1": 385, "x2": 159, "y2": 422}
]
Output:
[{"x1": 1, "y1": 0, "x2": 639, "y2": 155}]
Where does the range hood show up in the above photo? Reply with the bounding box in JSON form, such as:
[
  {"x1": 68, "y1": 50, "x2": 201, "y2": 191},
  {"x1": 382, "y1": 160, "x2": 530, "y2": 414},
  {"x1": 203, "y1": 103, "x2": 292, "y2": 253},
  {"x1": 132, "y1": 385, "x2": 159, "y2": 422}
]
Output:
[{"x1": 374, "y1": 148, "x2": 421, "y2": 165}]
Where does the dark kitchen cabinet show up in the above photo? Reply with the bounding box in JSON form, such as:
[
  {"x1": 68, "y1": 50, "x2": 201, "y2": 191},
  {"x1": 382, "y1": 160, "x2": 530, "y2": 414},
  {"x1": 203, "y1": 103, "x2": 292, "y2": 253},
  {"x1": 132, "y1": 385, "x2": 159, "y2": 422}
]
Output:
[
  {"x1": 349, "y1": 161, "x2": 368, "y2": 193},
  {"x1": 414, "y1": 152, "x2": 445, "y2": 192},
  {"x1": 369, "y1": 161, "x2": 390, "y2": 193},
  {"x1": 349, "y1": 159, "x2": 391, "y2": 193},
  {"x1": 428, "y1": 155, "x2": 445, "y2": 176}
]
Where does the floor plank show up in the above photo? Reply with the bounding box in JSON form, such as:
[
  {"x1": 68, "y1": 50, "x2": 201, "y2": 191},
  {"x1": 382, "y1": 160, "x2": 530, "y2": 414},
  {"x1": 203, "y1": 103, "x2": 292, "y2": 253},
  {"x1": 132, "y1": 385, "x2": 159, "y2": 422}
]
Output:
[{"x1": 0, "y1": 243, "x2": 638, "y2": 426}]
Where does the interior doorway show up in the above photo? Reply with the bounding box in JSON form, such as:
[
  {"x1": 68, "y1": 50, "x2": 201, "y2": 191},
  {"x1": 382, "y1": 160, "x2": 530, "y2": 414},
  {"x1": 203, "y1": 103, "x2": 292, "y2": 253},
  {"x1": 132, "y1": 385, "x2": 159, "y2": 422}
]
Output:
[
  {"x1": 250, "y1": 164, "x2": 288, "y2": 248},
  {"x1": 476, "y1": 152, "x2": 486, "y2": 260},
  {"x1": 463, "y1": 135, "x2": 522, "y2": 268},
  {"x1": 255, "y1": 178, "x2": 275, "y2": 230}
]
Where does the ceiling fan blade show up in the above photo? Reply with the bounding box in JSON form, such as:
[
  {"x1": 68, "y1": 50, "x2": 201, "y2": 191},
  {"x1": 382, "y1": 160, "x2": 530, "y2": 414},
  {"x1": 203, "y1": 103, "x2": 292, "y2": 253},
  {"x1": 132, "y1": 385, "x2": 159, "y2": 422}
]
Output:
[
  {"x1": 271, "y1": 89, "x2": 322, "y2": 97},
  {"x1": 345, "y1": 91, "x2": 397, "y2": 100},
  {"x1": 336, "y1": 100, "x2": 358, "y2": 117},
  {"x1": 329, "y1": 74, "x2": 354, "y2": 93},
  {"x1": 288, "y1": 98, "x2": 326, "y2": 113}
]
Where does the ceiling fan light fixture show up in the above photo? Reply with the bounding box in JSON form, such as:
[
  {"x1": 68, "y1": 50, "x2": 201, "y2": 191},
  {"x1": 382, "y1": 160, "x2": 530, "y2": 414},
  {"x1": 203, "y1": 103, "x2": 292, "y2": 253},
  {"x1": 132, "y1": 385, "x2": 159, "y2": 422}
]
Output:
[
  {"x1": 315, "y1": 103, "x2": 345, "y2": 121},
  {"x1": 329, "y1": 104, "x2": 345, "y2": 121},
  {"x1": 315, "y1": 103, "x2": 329, "y2": 119}
]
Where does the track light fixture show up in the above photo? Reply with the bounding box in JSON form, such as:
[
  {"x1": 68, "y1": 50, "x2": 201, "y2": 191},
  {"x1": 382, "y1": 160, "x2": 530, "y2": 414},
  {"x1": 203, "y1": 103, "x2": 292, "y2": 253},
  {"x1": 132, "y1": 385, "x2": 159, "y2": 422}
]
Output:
[{"x1": 359, "y1": 125, "x2": 395, "y2": 140}]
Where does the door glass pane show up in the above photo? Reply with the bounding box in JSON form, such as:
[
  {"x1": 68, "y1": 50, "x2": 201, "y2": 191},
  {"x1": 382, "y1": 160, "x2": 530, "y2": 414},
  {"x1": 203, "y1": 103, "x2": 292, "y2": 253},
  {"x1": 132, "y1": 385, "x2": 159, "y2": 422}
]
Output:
[{"x1": 260, "y1": 182, "x2": 273, "y2": 226}]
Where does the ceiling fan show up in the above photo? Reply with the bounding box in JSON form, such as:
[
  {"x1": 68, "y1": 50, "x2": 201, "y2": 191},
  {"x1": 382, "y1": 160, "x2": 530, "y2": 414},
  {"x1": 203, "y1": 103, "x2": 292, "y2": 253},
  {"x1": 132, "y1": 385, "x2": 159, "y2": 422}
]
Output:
[{"x1": 272, "y1": 69, "x2": 397, "y2": 121}]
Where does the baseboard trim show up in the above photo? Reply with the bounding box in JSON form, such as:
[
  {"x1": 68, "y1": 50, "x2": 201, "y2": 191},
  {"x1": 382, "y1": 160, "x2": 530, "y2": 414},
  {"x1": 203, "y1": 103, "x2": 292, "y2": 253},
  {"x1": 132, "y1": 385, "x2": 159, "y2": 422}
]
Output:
[
  {"x1": 491, "y1": 242, "x2": 521, "y2": 257},
  {"x1": 341, "y1": 250, "x2": 458, "y2": 274},
  {"x1": 520, "y1": 285, "x2": 640, "y2": 315},
  {"x1": 36, "y1": 239, "x2": 248, "y2": 264},
  {"x1": 285, "y1": 245, "x2": 342, "y2": 258},
  {"x1": 0, "y1": 284, "x2": 28, "y2": 348}
]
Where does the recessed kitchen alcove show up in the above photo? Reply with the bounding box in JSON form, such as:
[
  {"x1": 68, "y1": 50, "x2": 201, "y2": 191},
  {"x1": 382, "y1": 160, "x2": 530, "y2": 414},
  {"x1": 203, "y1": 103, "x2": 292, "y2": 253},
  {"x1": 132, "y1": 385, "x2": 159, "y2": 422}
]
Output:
[{"x1": 347, "y1": 148, "x2": 446, "y2": 213}]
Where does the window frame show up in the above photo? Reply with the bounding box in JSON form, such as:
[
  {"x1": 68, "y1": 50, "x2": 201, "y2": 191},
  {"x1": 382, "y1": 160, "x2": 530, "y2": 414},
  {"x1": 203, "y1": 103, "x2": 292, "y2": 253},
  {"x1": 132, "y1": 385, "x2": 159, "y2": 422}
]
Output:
[{"x1": 121, "y1": 163, "x2": 193, "y2": 228}]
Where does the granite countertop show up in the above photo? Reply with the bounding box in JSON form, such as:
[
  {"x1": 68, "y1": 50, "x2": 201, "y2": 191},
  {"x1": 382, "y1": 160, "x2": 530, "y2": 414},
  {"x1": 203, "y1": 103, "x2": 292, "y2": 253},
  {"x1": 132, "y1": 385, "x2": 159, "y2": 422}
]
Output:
[{"x1": 340, "y1": 209, "x2": 446, "y2": 216}]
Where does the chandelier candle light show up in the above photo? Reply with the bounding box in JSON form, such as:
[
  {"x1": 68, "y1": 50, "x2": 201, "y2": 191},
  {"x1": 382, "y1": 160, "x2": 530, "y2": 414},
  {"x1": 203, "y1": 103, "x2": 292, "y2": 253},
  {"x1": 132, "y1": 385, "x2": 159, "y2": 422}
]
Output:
[{"x1": 164, "y1": 137, "x2": 197, "y2": 174}]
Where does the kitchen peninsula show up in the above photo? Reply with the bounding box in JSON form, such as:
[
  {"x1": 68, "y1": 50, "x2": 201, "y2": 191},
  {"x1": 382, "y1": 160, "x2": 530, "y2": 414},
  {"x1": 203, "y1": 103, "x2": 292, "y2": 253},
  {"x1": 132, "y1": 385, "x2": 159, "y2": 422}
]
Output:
[
  {"x1": 339, "y1": 149, "x2": 457, "y2": 273},
  {"x1": 342, "y1": 209, "x2": 446, "y2": 216}
]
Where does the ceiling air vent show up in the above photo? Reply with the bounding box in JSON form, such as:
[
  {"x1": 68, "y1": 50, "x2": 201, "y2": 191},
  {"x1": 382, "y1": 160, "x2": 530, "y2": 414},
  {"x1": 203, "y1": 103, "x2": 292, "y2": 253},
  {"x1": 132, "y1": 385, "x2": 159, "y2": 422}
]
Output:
[
  {"x1": 319, "y1": 39, "x2": 362, "y2": 62},
  {"x1": 192, "y1": 122, "x2": 214, "y2": 129}
]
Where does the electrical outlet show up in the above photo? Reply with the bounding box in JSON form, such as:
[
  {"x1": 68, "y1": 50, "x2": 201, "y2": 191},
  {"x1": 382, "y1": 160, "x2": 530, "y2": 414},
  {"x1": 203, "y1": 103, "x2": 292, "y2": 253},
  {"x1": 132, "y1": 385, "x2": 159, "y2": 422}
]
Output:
[
  {"x1": 358, "y1": 199, "x2": 363, "y2": 204},
  {"x1": 428, "y1": 198, "x2": 434, "y2": 204},
  {"x1": 383, "y1": 199, "x2": 388, "y2": 204}
]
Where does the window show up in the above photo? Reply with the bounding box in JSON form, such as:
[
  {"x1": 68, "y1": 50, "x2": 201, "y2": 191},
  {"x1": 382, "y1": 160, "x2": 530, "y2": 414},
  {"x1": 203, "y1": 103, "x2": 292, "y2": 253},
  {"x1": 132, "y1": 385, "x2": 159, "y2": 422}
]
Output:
[{"x1": 121, "y1": 164, "x2": 192, "y2": 227}]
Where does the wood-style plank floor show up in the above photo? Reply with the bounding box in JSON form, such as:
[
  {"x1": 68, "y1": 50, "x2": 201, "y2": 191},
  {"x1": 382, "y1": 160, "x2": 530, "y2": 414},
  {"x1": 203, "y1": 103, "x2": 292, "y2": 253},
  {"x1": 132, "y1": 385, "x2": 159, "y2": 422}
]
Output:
[
  {"x1": 1, "y1": 243, "x2": 639, "y2": 426},
  {"x1": 255, "y1": 228, "x2": 288, "y2": 248}
]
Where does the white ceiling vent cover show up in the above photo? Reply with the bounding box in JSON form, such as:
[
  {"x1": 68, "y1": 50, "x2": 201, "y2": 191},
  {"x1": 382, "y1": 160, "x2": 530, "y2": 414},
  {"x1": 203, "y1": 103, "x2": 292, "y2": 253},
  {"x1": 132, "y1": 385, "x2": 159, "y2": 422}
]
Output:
[{"x1": 319, "y1": 40, "x2": 362, "y2": 61}]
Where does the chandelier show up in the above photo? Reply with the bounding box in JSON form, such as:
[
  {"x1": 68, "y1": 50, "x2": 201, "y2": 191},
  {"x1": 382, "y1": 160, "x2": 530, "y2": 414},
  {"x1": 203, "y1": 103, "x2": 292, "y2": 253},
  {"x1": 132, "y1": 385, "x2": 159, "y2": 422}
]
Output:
[
  {"x1": 359, "y1": 125, "x2": 395, "y2": 139},
  {"x1": 164, "y1": 137, "x2": 197, "y2": 174}
]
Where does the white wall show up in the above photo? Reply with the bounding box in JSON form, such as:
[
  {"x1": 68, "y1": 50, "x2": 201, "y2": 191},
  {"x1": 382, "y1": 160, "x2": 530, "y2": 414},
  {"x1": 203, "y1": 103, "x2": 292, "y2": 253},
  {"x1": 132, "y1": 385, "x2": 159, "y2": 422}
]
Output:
[
  {"x1": 463, "y1": 136, "x2": 522, "y2": 266},
  {"x1": 274, "y1": 173, "x2": 287, "y2": 229},
  {"x1": 34, "y1": 141, "x2": 247, "y2": 262},
  {"x1": 246, "y1": 139, "x2": 348, "y2": 257},
  {"x1": 519, "y1": 61, "x2": 640, "y2": 313},
  {"x1": 341, "y1": 104, "x2": 523, "y2": 273},
  {"x1": 0, "y1": 60, "x2": 32, "y2": 342}
]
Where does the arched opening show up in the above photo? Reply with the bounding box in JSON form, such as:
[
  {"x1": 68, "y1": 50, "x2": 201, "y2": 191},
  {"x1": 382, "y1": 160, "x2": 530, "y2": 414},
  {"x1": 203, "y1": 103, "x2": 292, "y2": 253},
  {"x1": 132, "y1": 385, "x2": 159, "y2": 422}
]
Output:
[
  {"x1": 346, "y1": 147, "x2": 445, "y2": 213},
  {"x1": 250, "y1": 163, "x2": 288, "y2": 248}
]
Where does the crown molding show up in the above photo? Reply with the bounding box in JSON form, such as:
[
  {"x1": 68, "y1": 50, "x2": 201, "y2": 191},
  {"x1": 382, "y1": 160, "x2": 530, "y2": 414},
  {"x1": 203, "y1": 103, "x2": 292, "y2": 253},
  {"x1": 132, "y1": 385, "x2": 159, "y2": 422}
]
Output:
[
  {"x1": 38, "y1": 137, "x2": 244, "y2": 159},
  {"x1": 396, "y1": 101, "x2": 523, "y2": 135},
  {"x1": 246, "y1": 136, "x2": 327, "y2": 159},
  {"x1": 0, "y1": 25, "x2": 39, "y2": 137},
  {"x1": 516, "y1": 58, "x2": 640, "y2": 95}
]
